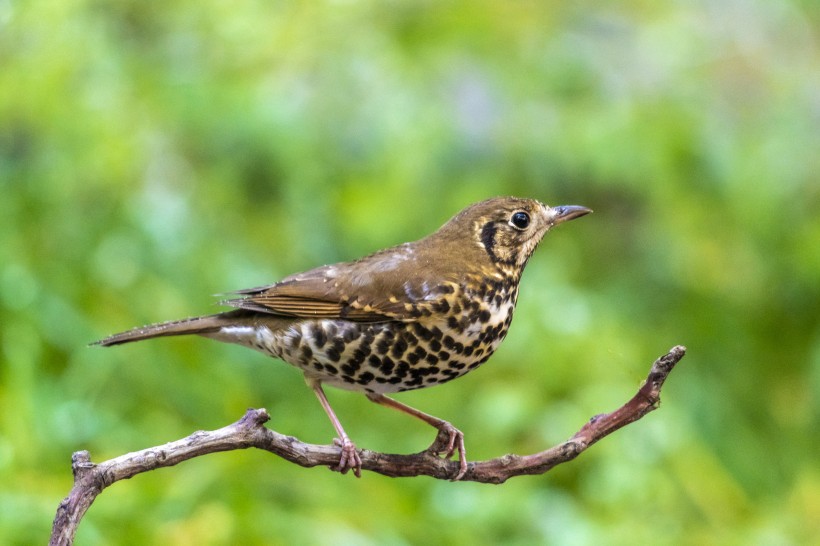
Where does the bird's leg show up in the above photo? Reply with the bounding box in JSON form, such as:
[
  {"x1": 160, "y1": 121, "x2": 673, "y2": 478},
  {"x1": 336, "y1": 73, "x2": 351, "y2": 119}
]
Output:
[
  {"x1": 308, "y1": 380, "x2": 362, "y2": 478},
  {"x1": 366, "y1": 393, "x2": 468, "y2": 480}
]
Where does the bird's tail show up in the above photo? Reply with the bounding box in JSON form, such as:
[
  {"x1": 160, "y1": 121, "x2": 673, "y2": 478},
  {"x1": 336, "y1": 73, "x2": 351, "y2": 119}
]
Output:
[{"x1": 92, "y1": 312, "x2": 242, "y2": 347}]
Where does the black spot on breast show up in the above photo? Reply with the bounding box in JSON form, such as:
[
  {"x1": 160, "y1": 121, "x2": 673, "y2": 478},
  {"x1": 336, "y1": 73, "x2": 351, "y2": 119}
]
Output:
[
  {"x1": 380, "y1": 356, "x2": 395, "y2": 375},
  {"x1": 347, "y1": 356, "x2": 363, "y2": 372},
  {"x1": 357, "y1": 372, "x2": 375, "y2": 385},
  {"x1": 326, "y1": 346, "x2": 341, "y2": 362},
  {"x1": 324, "y1": 364, "x2": 338, "y2": 374},
  {"x1": 376, "y1": 339, "x2": 391, "y2": 355},
  {"x1": 391, "y1": 338, "x2": 408, "y2": 358},
  {"x1": 342, "y1": 327, "x2": 358, "y2": 344},
  {"x1": 313, "y1": 329, "x2": 327, "y2": 348},
  {"x1": 414, "y1": 324, "x2": 433, "y2": 340},
  {"x1": 429, "y1": 339, "x2": 442, "y2": 352},
  {"x1": 368, "y1": 355, "x2": 382, "y2": 368},
  {"x1": 302, "y1": 345, "x2": 313, "y2": 360},
  {"x1": 433, "y1": 299, "x2": 450, "y2": 313},
  {"x1": 350, "y1": 349, "x2": 367, "y2": 365},
  {"x1": 288, "y1": 331, "x2": 302, "y2": 347},
  {"x1": 479, "y1": 309, "x2": 491, "y2": 323}
]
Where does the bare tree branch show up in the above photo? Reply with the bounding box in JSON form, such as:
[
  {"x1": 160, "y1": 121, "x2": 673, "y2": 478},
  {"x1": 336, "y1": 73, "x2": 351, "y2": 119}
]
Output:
[{"x1": 50, "y1": 345, "x2": 686, "y2": 545}]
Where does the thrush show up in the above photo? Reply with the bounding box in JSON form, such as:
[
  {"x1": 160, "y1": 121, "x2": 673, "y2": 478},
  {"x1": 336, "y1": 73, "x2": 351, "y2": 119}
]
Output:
[{"x1": 96, "y1": 196, "x2": 591, "y2": 479}]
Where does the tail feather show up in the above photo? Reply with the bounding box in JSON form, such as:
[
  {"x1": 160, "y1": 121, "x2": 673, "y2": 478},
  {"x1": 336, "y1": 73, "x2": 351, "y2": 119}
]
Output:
[{"x1": 93, "y1": 313, "x2": 235, "y2": 347}]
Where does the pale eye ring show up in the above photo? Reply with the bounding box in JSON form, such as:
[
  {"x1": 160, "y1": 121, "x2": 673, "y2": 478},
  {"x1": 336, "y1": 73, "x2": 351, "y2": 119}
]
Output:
[{"x1": 510, "y1": 211, "x2": 530, "y2": 230}]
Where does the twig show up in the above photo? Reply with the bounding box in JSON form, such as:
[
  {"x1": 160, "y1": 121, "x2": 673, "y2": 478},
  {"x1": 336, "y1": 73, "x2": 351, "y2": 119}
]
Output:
[{"x1": 49, "y1": 345, "x2": 686, "y2": 545}]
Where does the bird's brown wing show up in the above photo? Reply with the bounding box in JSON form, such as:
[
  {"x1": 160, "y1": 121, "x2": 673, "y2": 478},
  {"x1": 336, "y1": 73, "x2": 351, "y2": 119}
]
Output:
[{"x1": 222, "y1": 244, "x2": 456, "y2": 322}]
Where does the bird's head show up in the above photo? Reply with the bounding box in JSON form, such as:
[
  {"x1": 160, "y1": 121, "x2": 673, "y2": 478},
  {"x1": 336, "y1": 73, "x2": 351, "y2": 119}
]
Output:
[{"x1": 436, "y1": 197, "x2": 591, "y2": 274}]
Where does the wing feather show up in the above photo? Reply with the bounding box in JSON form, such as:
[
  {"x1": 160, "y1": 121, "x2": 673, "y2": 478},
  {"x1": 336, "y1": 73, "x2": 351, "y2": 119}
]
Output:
[{"x1": 221, "y1": 243, "x2": 455, "y2": 322}]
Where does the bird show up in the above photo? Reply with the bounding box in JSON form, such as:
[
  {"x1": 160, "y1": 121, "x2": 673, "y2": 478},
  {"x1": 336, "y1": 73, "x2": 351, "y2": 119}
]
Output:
[{"x1": 95, "y1": 196, "x2": 591, "y2": 479}]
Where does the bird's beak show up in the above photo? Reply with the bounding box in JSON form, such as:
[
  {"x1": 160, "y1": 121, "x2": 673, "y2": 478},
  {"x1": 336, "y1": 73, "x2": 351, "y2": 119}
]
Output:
[{"x1": 550, "y1": 205, "x2": 592, "y2": 225}]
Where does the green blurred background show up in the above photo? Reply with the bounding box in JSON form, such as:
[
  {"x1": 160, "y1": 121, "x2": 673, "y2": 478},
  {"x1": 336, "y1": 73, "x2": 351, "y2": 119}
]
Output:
[{"x1": 2, "y1": 1, "x2": 819, "y2": 544}]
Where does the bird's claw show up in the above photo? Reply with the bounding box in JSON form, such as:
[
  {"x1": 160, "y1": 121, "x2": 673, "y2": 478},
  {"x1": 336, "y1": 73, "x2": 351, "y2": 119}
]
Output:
[
  {"x1": 332, "y1": 437, "x2": 362, "y2": 478},
  {"x1": 427, "y1": 422, "x2": 468, "y2": 481}
]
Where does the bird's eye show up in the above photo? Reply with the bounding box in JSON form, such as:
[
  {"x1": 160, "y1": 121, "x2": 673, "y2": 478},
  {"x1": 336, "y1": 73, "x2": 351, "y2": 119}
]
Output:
[{"x1": 510, "y1": 211, "x2": 530, "y2": 230}]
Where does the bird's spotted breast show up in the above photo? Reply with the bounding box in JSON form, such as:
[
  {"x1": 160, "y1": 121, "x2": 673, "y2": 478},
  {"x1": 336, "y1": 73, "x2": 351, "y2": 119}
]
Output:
[{"x1": 216, "y1": 280, "x2": 519, "y2": 394}]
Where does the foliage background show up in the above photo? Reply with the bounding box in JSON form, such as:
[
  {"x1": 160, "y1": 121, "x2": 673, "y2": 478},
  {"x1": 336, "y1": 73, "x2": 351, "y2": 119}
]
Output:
[{"x1": 2, "y1": 1, "x2": 819, "y2": 544}]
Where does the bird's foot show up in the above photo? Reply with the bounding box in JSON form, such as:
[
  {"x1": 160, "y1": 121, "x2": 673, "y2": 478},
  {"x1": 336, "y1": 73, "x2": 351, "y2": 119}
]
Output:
[
  {"x1": 331, "y1": 437, "x2": 362, "y2": 478},
  {"x1": 427, "y1": 422, "x2": 468, "y2": 481}
]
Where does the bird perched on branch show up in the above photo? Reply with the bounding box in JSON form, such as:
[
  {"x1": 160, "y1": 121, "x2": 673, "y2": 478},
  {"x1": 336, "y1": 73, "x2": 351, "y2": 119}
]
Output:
[{"x1": 96, "y1": 196, "x2": 591, "y2": 479}]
